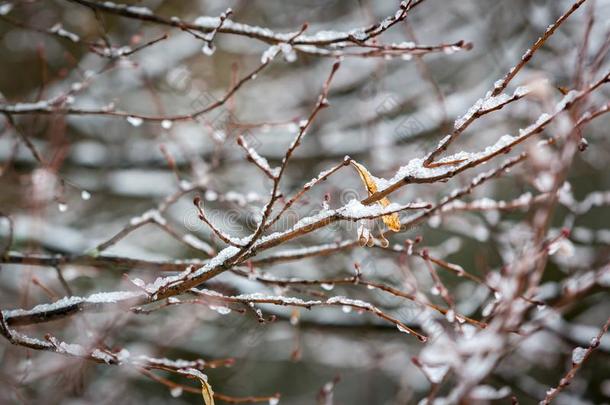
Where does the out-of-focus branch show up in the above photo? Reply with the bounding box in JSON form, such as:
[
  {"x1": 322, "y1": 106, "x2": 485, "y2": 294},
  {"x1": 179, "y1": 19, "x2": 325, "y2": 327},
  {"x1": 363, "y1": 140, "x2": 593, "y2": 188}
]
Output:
[{"x1": 540, "y1": 316, "x2": 610, "y2": 404}]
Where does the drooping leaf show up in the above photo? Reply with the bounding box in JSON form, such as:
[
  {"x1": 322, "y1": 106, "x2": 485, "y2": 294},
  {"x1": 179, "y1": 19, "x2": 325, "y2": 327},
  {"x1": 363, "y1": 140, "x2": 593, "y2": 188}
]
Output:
[
  {"x1": 351, "y1": 161, "x2": 401, "y2": 232},
  {"x1": 200, "y1": 376, "x2": 215, "y2": 405},
  {"x1": 357, "y1": 224, "x2": 371, "y2": 247},
  {"x1": 351, "y1": 161, "x2": 378, "y2": 195},
  {"x1": 179, "y1": 369, "x2": 214, "y2": 405},
  {"x1": 378, "y1": 196, "x2": 401, "y2": 232}
]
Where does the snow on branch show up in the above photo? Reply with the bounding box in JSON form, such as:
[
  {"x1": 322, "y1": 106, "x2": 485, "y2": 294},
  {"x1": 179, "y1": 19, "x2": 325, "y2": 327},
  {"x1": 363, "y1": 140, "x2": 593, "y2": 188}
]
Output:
[
  {"x1": 2, "y1": 0, "x2": 609, "y2": 402},
  {"x1": 237, "y1": 135, "x2": 279, "y2": 179}
]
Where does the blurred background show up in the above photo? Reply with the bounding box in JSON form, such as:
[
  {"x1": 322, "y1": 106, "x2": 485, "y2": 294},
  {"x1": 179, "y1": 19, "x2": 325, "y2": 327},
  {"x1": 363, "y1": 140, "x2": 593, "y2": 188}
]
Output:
[{"x1": 0, "y1": 0, "x2": 609, "y2": 404}]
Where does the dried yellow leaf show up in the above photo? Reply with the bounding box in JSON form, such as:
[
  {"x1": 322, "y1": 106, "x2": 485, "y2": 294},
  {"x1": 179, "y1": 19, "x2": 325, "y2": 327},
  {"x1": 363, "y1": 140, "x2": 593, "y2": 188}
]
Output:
[
  {"x1": 200, "y1": 377, "x2": 215, "y2": 405},
  {"x1": 179, "y1": 369, "x2": 215, "y2": 405},
  {"x1": 378, "y1": 196, "x2": 401, "y2": 232},
  {"x1": 351, "y1": 161, "x2": 378, "y2": 195},
  {"x1": 351, "y1": 161, "x2": 401, "y2": 232}
]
